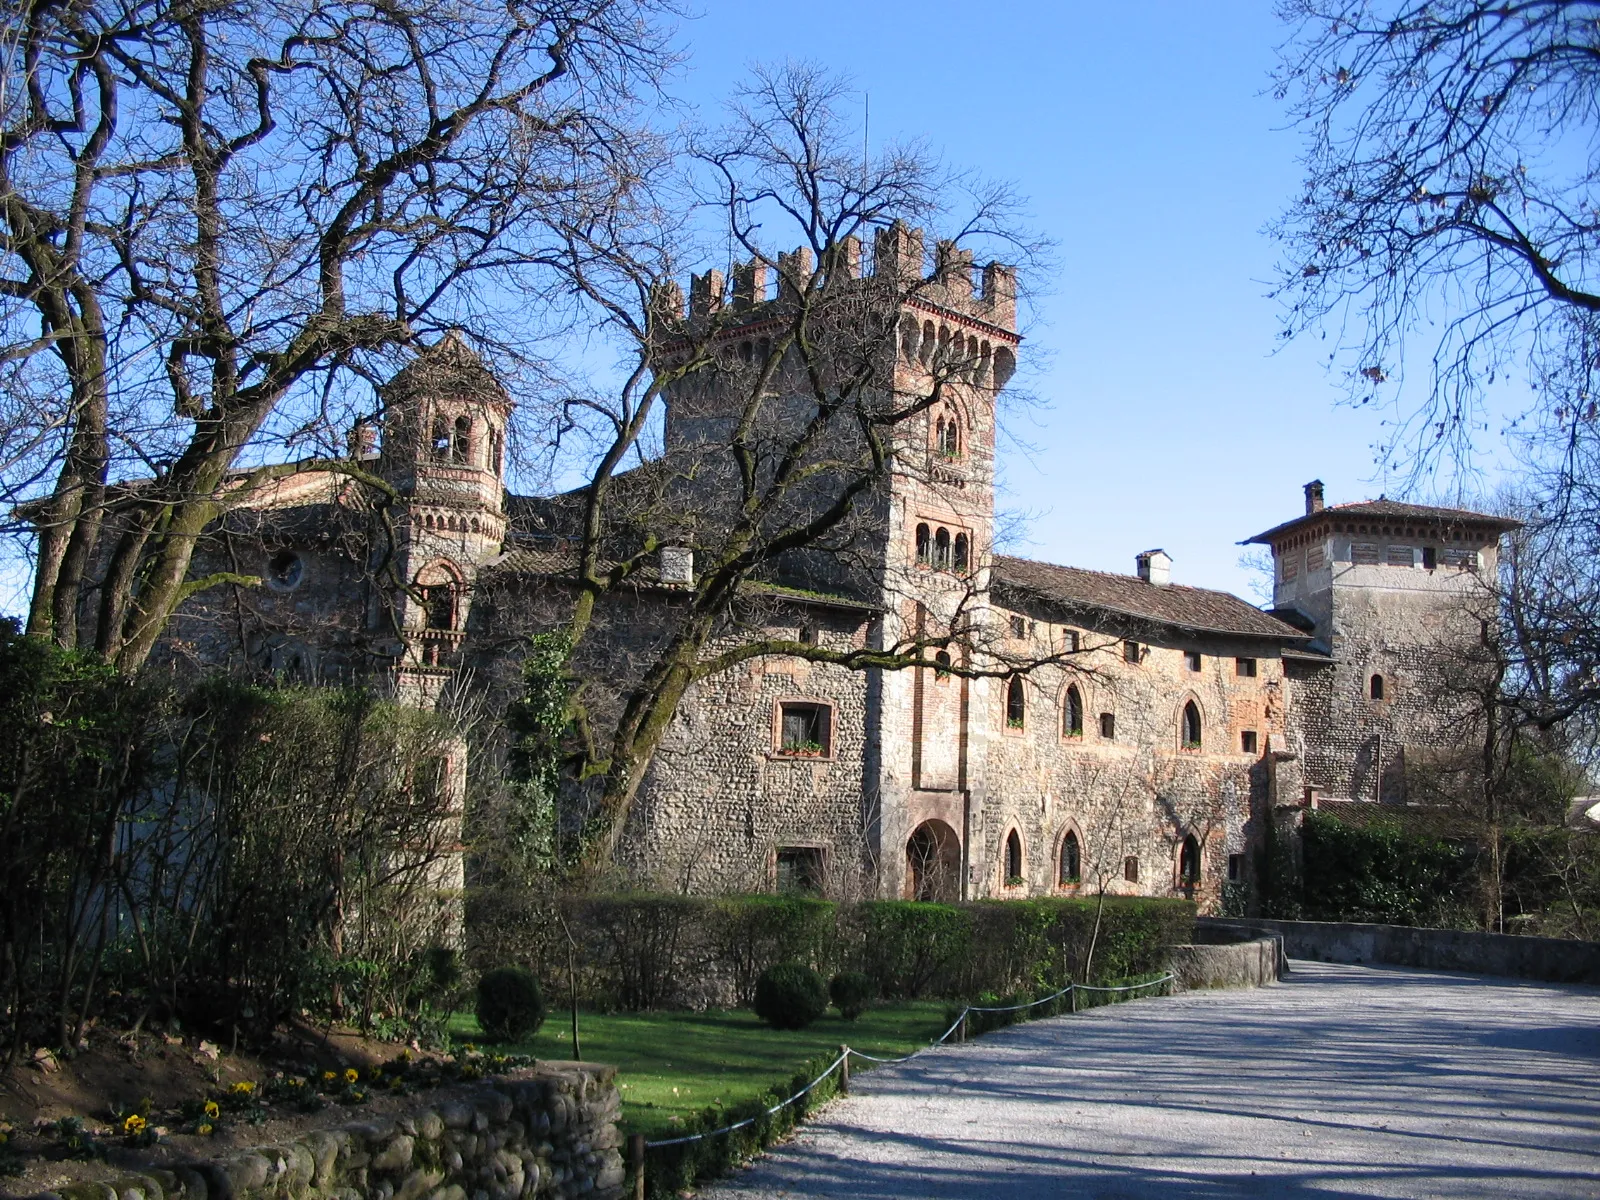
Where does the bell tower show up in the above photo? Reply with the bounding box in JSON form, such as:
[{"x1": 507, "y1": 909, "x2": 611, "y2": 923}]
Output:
[{"x1": 377, "y1": 332, "x2": 511, "y2": 693}]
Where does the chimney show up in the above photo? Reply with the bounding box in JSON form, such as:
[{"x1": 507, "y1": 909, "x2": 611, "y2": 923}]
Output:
[
  {"x1": 1136, "y1": 549, "x2": 1172, "y2": 586},
  {"x1": 347, "y1": 419, "x2": 378, "y2": 460},
  {"x1": 659, "y1": 546, "x2": 694, "y2": 586},
  {"x1": 1304, "y1": 479, "x2": 1325, "y2": 514}
]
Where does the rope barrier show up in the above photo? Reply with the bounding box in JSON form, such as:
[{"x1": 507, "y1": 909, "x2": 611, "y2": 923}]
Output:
[{"x1": 638, "y1": 972, "x2": 1176, "y2": 1150}]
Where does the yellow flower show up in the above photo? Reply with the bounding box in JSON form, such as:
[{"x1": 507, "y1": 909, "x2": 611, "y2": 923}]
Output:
[
  {"x1": 203, "y1": 1101, "x2": 220, "y2": 1119},
  {"x1": 322, "y1": 1071, "x2": 337, "y2": 1083},
  {"x1": 196, "y1": 1123, "x2": 214, "y2": 1137},
  {"x1": 344, "y1": 1068, "x2": 359, "y2": 1084},
  {"x1": 123, "y1": 1115, "x2": 147, "y2": 1136},
  {"x1": 229, "y1": 1080, "x2": 255, "y2": 1095}
]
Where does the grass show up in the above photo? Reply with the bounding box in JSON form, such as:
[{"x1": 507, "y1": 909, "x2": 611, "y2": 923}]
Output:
[{"x1": 451, "y1": 1002, "x2": 949, "y2": 1140}]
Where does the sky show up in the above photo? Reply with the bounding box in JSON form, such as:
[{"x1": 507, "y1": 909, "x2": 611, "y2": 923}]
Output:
[{"x1": 665, "y1": 0, "x2": 1516, "y2": 599}]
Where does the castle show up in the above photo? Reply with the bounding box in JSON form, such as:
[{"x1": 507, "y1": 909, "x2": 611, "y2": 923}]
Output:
[{"x1": 153, "y1": 225, "x2": 1515, "y2": 912}]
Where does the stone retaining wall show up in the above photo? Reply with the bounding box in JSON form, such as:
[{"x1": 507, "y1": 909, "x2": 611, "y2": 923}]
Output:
[
  {"x1": 1168, "y1": 937, "x2": 1284, "y2": 991},
  {"x1": 33, "y1": 1065, "x2": 623, "y2": 1200},
  {"x1": 1199, "y1": 917, "x2": 1600, "y2": 984}
]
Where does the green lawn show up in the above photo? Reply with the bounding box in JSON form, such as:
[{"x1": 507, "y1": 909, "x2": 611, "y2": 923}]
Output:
[{"x1": 452, "y1": 1002, "x2": 950, "y2": 1139}]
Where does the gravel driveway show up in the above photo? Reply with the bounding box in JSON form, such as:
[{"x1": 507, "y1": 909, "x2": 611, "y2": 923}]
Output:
[{"x1": 700, "y1": 960, "x2": 1600, "y2": 1199}]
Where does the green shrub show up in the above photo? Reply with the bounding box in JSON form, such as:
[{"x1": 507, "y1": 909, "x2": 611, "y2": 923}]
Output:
[
  {"x1": 476, "y1": 966, "x2": 545, "y2": 1041},
  {"x1": 1301, "y1": 812, "x2": 1477, "y2": 926},
  {"x1": 753, "y1": 962, "x2": 828, "y2": 1030},
  {"x1": 828, "y1": 970, "x2": 873, "y2": 1020}
]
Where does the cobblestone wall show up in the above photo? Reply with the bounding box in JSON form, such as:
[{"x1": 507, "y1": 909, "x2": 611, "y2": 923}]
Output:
[{"x1": 31, "y1": 1067, "x2": 623, "y2": 1200}]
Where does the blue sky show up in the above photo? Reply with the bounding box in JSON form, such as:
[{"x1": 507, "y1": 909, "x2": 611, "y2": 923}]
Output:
[{"x1": 668, "y1": 0, "x2": 1516, "y2": 598}]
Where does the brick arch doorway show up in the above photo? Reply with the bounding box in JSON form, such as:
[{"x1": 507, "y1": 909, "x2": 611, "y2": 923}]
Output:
[{"x1": 906, "y1": 819, "x2": 961, "y2": 901}]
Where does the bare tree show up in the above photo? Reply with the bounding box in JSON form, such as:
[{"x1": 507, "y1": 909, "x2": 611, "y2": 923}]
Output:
[
  {"x1": 0, "y1": 0, "x2": 676, "y2": 668},
  {"x1": 498, "y1": 63, "x2": 1066, "y2": 873},
  {"x1": 1273, "y1": 1, "x2": 1600, "y2": 477}
]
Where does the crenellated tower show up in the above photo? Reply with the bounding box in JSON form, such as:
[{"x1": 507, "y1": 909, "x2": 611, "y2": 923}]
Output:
[{"x1": 659, "y1": 222, "x2": 1022, "y2": 898}]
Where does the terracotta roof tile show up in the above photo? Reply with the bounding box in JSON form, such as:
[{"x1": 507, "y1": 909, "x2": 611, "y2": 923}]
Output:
[
  {"x1": 1244, "y1": 498, "x2": 1520, "y2": 545},
  {"x1": 991, "y1": 555, "x2": 1309, "y2": 641}
]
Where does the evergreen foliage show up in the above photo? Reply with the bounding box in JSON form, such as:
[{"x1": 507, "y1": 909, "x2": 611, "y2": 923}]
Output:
[
  {"x1": 827, "y1": 971, "x2": 874, "y2": 1021},
  {"x1": 1299, "y1": 812, "x2": 1477, "y2": 927},
  {"x1": 475, "y1": 966, "x2": 547, "y2": 1041},
  {"x1": 752, "y1": 963, "x2": 828, "y2": 1031}
]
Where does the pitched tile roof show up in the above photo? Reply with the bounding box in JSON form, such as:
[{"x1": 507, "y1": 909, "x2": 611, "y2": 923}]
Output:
[
  {"x1": 1244, "y1": 498, "x2": 1520, "y2": 545},
  {"x1": 991, "y1": 555, "x2": 1309, "y2": 641}
]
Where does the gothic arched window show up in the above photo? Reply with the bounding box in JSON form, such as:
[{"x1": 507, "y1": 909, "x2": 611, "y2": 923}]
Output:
[
  {"x1": 937, "y1": 415, "x2": 959, "y2": 458},
  {"x1": 1005, "y1": 830, "x2": 1023, "y2": 884},
  {"x1": 915, "y1": 523, "x2": 931, "y2": 565},
  {"x1": 1182, "y1": 701, "x2": 1202, "y2": 750},
  {"x1": 953, "y1": 532, "x2": 970, "y2": 572},
  {"x1": 1059, "y1": 831, "x2": 1081, "y2": 885},
  {"x1": 430, "y1": 416, "x2": 451, "y2": 460},
  {"x1": 1370, "y1": 673, "x2": 1386, "y2": 701},
  {"x1": 1063, "y1": 686, "x2": 1084, "y2": 737},
  {"x1": 934, "y1": 527, "x2": 952, "y2": 569},
  {"x1": 1005, "y1": 676, "x2": 1025, "y2": 730},
  {"x1": 452, "y1": 415, "x2": 472, "y2": 465},
  {"x1": 1180, "y1": 835, "x2": 1201, "y2": 886}
]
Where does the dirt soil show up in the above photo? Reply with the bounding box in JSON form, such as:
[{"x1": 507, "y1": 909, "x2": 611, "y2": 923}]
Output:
[{"x1": 0, "y1": 1024, "x2": 461, "y2": 1198}]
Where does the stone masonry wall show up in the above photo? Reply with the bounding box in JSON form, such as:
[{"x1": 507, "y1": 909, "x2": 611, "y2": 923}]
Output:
[
  {"x1": 29, "y1": 1067, "x2": 623, "y2": 1200},
  {"x1": 970, "y1": 609, "x2": 1288, "y2": 913}
]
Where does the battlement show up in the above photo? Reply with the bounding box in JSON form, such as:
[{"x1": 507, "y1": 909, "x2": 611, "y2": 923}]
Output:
[{"x1": 682, "y1": 220, "x2": 1017, "y2": 333}]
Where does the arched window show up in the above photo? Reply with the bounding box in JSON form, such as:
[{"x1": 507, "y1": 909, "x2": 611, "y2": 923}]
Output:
[
  {"x1": 1059, "y1": 831, "x2": 1081, "y2": 885},
  {"x1": 430, "y1": 416, "x2": 451, "y2": 460},
  {"x1": 1005, "y1": 830, "x2": 1023, "y2": 884},
  {"x1": 934, "y1": 527, "x2": 952, "y2": 569},
  {"x1": 915, "y1": 523, "x2": 931, "y2": 565},
  {"x1": 953, "y1": 532, "x2": 970, "y2": 572},
  {"x1": 1180, "y1": 835, "x2": 1201, "y2": 886},
  {"x1": 934, "y1": 650, "x2": 952, "y2": 679},
  {"x1": 1063, "y1": 686, "x2": 1083, "y2": 737},
  {"x1": 1005, "y1": 676, "x2": 1026, "y2": 730},
  {"x1": 937, "y1": 415, "x2": 959, "y2": 458},
  {"x1": 920, "y1": 321, "x2": 935, "y2": 366},
  {"x1": 425, "y1": 586, "x2": 455, "y2": 631},
  {"x1": 452, "y1": 415, "x2": 472, "y2": 465},
  {"x1": 1182, "y1": 701, "x2": 1202, "y2": 749},
  {"x1": 1370, "y1": 673, "x2": 1386, "y2": 701}
]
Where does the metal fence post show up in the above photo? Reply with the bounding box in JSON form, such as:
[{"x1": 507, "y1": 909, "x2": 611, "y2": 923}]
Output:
[
  {"x1": 839, "y1": 1047, "x2": 849, "y2": 1095},
  {"x1": 630, "y1": 1133, "x2": 645, "y2": 1200},
  {"x1": 1068, "y1": 985, "x2": 1076, "y2": 1015}
]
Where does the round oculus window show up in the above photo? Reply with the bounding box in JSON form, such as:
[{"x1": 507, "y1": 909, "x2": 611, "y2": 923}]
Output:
[{"x1": 266, "y1": 550, "x2": 304, "y2": 592}]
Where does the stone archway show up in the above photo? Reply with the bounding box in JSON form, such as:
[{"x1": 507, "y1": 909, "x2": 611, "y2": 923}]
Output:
[{"x1": 905, "y1": 819, "x2": 961, "y2": 901}]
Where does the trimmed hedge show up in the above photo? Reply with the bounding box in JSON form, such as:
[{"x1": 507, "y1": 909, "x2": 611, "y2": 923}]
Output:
[{"x1": 468, "y1": 892, "x2": 1194, "y2": 1012}]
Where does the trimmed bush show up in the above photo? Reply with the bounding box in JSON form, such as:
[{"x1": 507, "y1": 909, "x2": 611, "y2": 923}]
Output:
[
  {"x1": 753, "y1": 962, "x2": 828, "y2": 1030},
  {"x1": 828, "y1": 970, "x2": 873, "y2": 1020},
  {"x1": 476, "y1": 965, "x2": 545, "y2": 1041}
]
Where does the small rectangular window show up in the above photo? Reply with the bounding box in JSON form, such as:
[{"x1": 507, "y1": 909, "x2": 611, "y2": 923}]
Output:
[
  {"x1": 1442, "y1": 547, "x2": 1477, "y2": 569},
  {"x1": 1240, "y1": 730, "x2": 1258, "y2": 754},
  {"x1": 1386, "y1": 544, "x2": 1416, "y2": 567},
  {"x1": 1062, "y1": 630, "x2": 1080, "y2": 653},
  {"x1": 1227, "y1": 854, "x2": 1243, "y2": 883},
  {"x1": 1009, "y1": 614, "x2": 1026, "y2": 639},
  {"x1": 778, "y1": 703, "x2": 830, "y2": 756},
  {"x1": 1123, "y1": 855, "x2": 1139, "y2": 883},
  {"x1": 1352, "y1": 542, "x2": 1381, "y2": 565},
  {"x1": 1421, "y1": 546, "x2": 1437, "y2": 569},
  {"x1": 1185, "y1": 651, "x2": 1202, "y2": 672},
  {"x1": 1124, "y1": 640, "x2": 1141, "y2": 664},
  {"x1": 775, "y1": 847, "x2": 824, "y2": 896},
  {"x1": 1235, "y1": 657, "x2": 1257, "y2": 678},
  {"x1": 1100, "y1": 712, "x2": 1116, "y2": 740}
]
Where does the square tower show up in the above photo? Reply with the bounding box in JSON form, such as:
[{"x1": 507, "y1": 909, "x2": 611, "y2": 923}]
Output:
[{"x1": 1247, "y1": 482, "x2": 1519, "y2": 804}]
